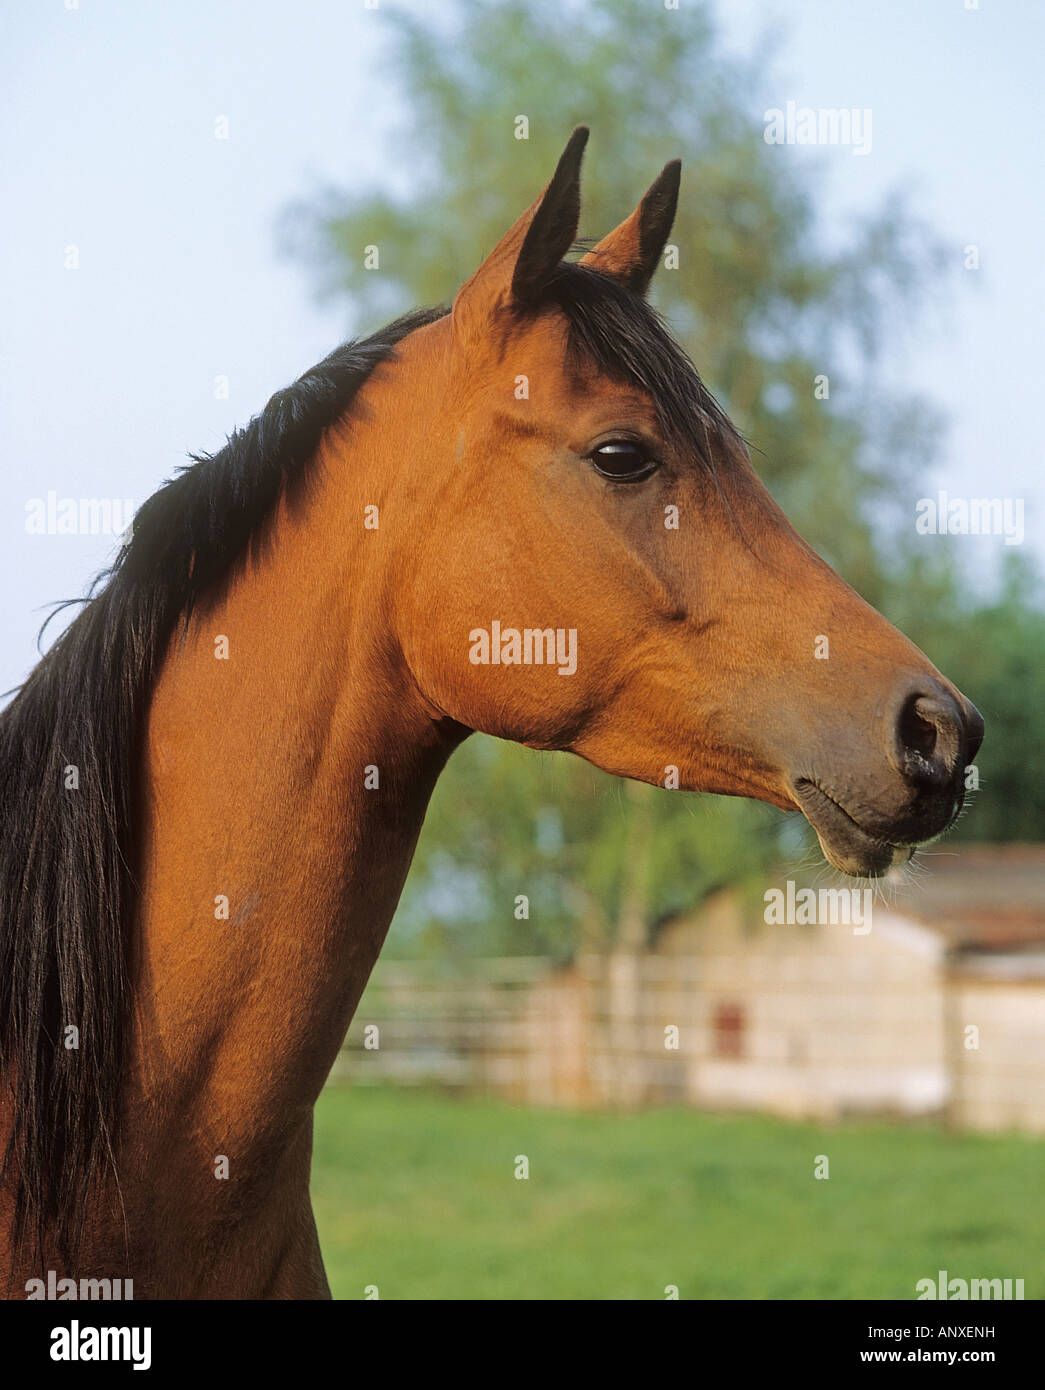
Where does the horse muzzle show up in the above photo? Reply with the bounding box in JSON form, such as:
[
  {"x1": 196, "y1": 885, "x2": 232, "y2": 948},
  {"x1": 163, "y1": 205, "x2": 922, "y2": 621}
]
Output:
[{"x1": 787, "y1": 679, "x2": 984, "y2": 877}]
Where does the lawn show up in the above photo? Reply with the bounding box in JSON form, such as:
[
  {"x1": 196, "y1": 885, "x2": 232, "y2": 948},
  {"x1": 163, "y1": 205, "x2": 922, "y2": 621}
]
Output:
[{"x1": 311, "y1": 1083, "x2": 1044, "y2": 1300}]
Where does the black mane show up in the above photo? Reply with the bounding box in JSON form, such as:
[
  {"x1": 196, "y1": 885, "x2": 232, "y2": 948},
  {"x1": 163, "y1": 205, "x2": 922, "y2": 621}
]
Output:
[
  {"x1": 0, "y1": 306, "x2": 444, "y2": 1267},
  {"x1": 0, "y1": 269, "x2": 737, "y2": 1270}
]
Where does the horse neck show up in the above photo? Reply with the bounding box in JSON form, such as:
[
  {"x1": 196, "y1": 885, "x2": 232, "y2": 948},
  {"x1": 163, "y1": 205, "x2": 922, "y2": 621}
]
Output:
[{"x1": 127, "y1": 342, "x2": 461, "y2": 1175}]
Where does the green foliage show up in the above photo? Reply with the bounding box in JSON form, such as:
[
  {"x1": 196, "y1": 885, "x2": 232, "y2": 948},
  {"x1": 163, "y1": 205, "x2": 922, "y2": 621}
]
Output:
[
  {"x1": 284, "y1": 0, "x2": 1045, "y2": 954},
  {"x1": 387, "y1": 739, "x2": 784, "y2": 960}
]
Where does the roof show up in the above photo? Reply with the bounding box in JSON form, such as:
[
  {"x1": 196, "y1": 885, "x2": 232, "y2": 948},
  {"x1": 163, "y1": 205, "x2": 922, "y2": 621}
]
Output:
[{"x1": 878, "y1": 844, "x2": 1045, "y2": 953}]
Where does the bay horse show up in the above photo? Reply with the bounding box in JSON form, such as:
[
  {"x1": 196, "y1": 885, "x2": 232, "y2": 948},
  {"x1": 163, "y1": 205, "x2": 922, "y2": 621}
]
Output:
[{"x1": 0, "y1": 128, "x2": 982, "y2": 1298}]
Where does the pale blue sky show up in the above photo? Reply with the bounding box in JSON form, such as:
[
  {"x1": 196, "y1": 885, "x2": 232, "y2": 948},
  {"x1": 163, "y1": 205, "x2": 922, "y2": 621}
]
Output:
[{"x1": 2, "y1": 0, "x2": 1041, "y2": 697}]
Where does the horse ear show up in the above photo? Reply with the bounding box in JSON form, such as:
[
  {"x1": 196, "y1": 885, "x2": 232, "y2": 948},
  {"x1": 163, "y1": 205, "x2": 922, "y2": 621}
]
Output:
[
  {"x1": 580, "y1": 159, "x2": 681, "y2": 295},
  {"x1": 452, "y1": 126, "x2": 588, "y2": 330},
  {"x1": 511, "y1": 126, "x2": 588, "y2": 303}
]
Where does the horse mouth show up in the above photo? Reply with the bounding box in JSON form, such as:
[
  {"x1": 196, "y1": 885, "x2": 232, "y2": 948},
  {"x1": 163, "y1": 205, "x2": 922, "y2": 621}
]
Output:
[{"x1": 792, "y1": 779, "x2": 914, "y2": 878}]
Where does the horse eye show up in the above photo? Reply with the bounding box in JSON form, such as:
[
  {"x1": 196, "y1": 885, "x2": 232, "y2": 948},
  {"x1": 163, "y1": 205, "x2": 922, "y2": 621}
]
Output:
[{"x1": 589, "y1": 441, "x2": 659, "y2": 482}]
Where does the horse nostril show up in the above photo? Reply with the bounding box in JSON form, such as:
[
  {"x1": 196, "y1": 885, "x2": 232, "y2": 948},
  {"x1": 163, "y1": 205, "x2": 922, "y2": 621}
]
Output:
[
  {"x1": 899, "y1": 701, "x2": 938, "y2": 760},
  {"x1": 895, "y1": 690, "x2": 962, "y2": 785}
]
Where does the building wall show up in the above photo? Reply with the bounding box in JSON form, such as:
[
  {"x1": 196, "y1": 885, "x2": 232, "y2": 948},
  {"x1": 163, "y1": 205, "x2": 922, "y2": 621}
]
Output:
[
  {"x1": 949, "y1": 975, "x2": 1045, "y2": 1133},
  {"x1": 658, "y1": 897, "x2": 949, "y2": 1121},
  {"x1": 503, "y1": 897, "x2": 953, "y2": 1120}
]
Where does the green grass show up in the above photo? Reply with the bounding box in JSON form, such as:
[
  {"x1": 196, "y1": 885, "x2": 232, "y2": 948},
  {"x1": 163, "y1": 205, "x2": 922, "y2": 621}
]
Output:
[{"x1": 311, "y1": 1084, "x2": 1044, "y2": 1300}]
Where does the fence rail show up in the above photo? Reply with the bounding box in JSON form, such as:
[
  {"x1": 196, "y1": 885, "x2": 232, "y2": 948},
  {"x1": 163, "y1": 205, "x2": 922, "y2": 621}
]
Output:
[{"x1": 331, "y1": 954, "x2": 1045, "y2": 1131}]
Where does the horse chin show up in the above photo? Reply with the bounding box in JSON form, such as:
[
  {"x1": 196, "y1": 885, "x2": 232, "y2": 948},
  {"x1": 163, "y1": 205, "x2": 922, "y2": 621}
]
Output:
[
  {"x1": 793, "y1": 780, "x2": 915, "y2": 879},
  {"x1": 813, "y1": 827, "x2": 914, "y2": 879}
]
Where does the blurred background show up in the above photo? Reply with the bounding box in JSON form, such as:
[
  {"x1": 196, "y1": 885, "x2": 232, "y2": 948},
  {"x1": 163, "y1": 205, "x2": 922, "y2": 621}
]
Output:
[{"x1": 4, "y1": 0, "x2": 1044, "y2": 1298}]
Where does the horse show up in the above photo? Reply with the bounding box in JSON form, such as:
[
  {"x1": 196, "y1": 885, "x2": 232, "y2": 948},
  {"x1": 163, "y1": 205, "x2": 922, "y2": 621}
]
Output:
[{"x1": 0, "y1": 128, "x2": 982, "y2": 1298}]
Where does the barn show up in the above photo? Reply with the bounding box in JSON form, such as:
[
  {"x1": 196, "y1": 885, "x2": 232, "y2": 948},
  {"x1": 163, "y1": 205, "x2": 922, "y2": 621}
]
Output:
[
  {"x1": 505, "y1": 846, "x2": 1045, "y2": 1131},
  {"x1": 343, "y1": 847, "x2": 1045, "y2": 1134}
]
